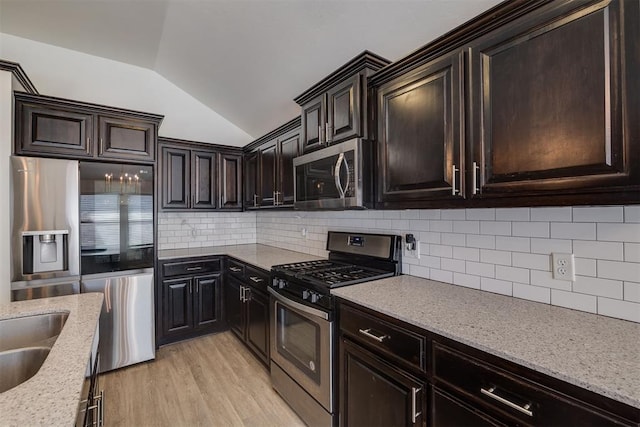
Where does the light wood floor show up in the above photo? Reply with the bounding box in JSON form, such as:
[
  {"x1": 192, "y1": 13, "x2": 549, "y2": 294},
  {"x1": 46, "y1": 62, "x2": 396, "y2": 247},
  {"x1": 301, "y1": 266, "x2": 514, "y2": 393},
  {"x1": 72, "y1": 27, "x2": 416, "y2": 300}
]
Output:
[{"x1": 101, "y1": 331, "x2": 305, "y2": 427}]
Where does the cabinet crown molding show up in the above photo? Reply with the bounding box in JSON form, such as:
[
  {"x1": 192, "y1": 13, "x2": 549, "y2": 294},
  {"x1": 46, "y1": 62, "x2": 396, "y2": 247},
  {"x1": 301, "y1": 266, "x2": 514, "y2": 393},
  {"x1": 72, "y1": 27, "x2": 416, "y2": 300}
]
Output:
[
  {"x1": 243, "y1": 115, "x2": 301, "y2": 152},
  {"x1": 293, "y1": 50, "x2": 390, "y2": 105},
  {"x1": 0, "y1": 60, "x2": 38, "y2": 94}
]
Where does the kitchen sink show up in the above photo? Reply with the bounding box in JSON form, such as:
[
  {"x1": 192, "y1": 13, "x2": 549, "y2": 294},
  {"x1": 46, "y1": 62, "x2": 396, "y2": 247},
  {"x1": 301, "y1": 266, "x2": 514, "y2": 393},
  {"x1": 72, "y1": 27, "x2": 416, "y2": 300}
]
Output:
[
  {"x1": 0, "y1": 312, "x2": 69, "y2": 352},
  {"x1": 0, "y1": 347, "x2": 51, "y2": 393}
]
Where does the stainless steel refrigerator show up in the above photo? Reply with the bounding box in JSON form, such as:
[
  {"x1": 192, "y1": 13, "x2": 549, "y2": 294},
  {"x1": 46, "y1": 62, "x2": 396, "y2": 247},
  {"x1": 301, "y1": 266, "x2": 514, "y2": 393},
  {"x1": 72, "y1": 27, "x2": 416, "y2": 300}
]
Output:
[{"x1": 78, "y1": 161, "x2": 155, "y2": 373}]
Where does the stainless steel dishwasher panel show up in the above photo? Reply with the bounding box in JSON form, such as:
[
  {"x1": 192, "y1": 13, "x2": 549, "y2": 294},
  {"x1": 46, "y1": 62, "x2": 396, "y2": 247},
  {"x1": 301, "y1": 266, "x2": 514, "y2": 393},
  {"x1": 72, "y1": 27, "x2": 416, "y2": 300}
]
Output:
[{"x1": 81, "y1": 269, "x2": 155, "y2": 373}]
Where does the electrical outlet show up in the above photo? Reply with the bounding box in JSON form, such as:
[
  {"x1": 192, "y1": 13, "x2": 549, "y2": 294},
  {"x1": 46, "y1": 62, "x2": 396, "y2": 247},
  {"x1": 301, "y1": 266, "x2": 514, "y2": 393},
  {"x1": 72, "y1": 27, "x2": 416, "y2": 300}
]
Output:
[
  {"x1": 552, "y1": 253, "x2": 575, "y2": 281},
  {"x1": 403, "y1": 233, "x2": 420, "y2": 260}
]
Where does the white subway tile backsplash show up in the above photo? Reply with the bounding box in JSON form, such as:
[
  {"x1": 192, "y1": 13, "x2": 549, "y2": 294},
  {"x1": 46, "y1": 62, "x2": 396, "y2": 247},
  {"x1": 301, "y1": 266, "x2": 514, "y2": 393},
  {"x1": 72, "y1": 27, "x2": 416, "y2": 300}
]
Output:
[
  {"x1": 453, "y1": 246, "x2": 480, "y2": 262},
  {"x1": 624, "y1": 206, "x2": 640, "y2": 223},
  {"x1": 530, "y1": 270, "x2": 571, "y2": 291},
  {"x1": 466, "y1": 234, "x2": 496, "y2": 249},
  {"x1": 597, "y1": 260, "x2": 640, "y2": 282},
  {"x1": 512, "y1": 252, "x2": 550, "y2": 271},
  {"x1": 496, "y1": 265, "x2": 530, "y2": 284},
  {"x1": 441, "y1": 233, "x2": 466, "y2": 247},
  {"x1": 573, "y1": 206, "x2": 623, "y2": 223},
  {"x1": 495, "y1": 236, "x2": 530, "y2": 253},
  {"x1": 597, "y1": 297, "x2": 640, "y2": 322},
  {"x1": 513, "y1": 221, "x2": 549, "y2": 238},
  {"x1": 624, "y1": 282, "x2": 640, "y2": 303},
  {"x1": 256, "y1": 206, "x2": 640, "y2": 323},
  {"x1": 625, "y1": 243, "x2": 640, "y2": 262},
  {"x1": 513, "y1": 283, "x2": 551, "y2": 304},
  {"x1": 466, "y1": 208, "x2": 496, "y2": 221},
  {"x1": 453, "y1": 220, "x2": 480, "y2": 234},
  {"x1": 431, "y1": 269, "x2": 453, "y2": 283},
  {"x1": 572, "y1": 276, "x2": 623, "y2": 299},
  {"x1": 573, "y1": 240, "x2": 623, "y2": 261},
  {"x1": 453, "y1": 272, "x2": 481, "y2": 289},
  {"x1": 480, "y1": 221, "x2": 512, "y2": 236},
  {"x1": 530, "y1": 207, "x2": 572, "y2": 222},
  {"x1": 481, "y1": 278, "x2": 513, "y2": 296},
  {"x1": 496, "y1": 207, "x2": 530, "y2": 221},
  {"x1": 480, "y1": 249, "x2": 512, "y2": 266},
  {"x1": 598, "y1": 223, "x2": 640, "y2": 243},
  {"x1": 551, "y1": 290, "x2": 597, "y2": 313},
  {"x1": 530, "y1": 238, "x2": 572, "y2": 254}
]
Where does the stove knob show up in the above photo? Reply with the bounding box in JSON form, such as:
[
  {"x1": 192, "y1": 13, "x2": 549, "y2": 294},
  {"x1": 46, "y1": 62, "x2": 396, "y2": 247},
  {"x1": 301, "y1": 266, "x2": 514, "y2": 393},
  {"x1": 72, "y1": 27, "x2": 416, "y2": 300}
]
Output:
[
  {"x1": 278, "y1": 279, "x2": 286, "y2": 289},
  {"x1": 302, "y1": 290, "x2": 310, "y2": 300},
  {"x1": 311, "y1": 292, "x2": 320, "y2": 303}
]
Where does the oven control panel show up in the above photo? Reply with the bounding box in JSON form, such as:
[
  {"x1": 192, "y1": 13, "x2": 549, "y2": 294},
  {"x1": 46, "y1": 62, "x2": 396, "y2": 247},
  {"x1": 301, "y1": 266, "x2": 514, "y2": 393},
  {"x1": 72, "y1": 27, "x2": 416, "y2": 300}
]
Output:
[{"x1": 270, "y1": 276, "x2": 332, "y2": 311}]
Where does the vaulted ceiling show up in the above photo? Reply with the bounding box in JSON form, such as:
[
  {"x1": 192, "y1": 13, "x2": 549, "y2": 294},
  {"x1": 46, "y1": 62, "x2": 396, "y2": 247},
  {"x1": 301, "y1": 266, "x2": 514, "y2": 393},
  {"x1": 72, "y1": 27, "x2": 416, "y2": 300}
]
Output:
[{"x1": 0, "y1": 0, "x2": 502, "y2": 139}]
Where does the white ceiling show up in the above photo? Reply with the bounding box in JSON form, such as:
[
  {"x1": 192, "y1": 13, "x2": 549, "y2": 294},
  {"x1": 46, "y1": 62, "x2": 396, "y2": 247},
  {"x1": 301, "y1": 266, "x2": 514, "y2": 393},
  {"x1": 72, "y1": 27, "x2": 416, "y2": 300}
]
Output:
[{"x1": 0, "y1": 0, "x2": 502, "y2": 139}]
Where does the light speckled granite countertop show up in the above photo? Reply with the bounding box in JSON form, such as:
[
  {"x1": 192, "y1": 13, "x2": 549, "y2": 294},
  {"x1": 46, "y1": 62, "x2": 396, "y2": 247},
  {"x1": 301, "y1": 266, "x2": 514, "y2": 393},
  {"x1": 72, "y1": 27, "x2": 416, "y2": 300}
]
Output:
[
  {"x1": 158, "y1": 244, "x2": 322, "y2": 271},
  {"x1": 0, "y1": 293, "x2": 103, "y2": 426},
  {"x1": 332, "y1": 275, "x2": 640, "y2": 409}
]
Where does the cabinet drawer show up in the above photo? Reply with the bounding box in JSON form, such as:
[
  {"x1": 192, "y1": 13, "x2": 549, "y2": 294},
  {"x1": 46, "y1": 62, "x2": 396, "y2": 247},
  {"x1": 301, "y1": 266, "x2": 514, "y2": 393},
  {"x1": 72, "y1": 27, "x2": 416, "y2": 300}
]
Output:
[
  {"x1": 227, "y1": 259, "x2": 245, "y2": 278},
  {"x1": 162, "y1": 258, "x2": 221, "y2": 278},
  {"x1": 339, "y1": 303, "x2": 426, "y2": 372},
  {"x1": 432, "y1": 341, "x2": 627, "y2": 426},
  {"x1": 245, "y1": 265, "x2": 269, "y2": 292}
]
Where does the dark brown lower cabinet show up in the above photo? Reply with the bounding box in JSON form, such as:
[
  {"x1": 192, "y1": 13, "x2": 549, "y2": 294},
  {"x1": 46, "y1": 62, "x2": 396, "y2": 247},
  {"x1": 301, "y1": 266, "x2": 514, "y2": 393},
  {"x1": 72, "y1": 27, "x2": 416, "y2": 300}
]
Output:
[
  {"x1": 157, "y1": 257, "x2": 225, "y2": 346},
  {"x1": 224, "y1": 273, "x2": 270, "y2": 367},
  {"x1": 340, "y1": 337, "x2": 426, "y2": 427},
  {"x1": 431, "y1": 386, "x2": 505, "y2": 427}
]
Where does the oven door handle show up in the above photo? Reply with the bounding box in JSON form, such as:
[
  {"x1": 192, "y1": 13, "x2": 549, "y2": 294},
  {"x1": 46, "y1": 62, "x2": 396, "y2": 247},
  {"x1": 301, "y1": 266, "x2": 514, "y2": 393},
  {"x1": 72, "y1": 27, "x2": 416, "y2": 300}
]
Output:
[{"x1": 268, "y1": 287, "x2": 329, "y2": 321}]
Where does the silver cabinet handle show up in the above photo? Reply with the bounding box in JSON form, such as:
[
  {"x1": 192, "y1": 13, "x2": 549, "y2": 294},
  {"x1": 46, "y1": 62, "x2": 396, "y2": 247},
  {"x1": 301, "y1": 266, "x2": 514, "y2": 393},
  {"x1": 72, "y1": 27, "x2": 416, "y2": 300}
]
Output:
[
  {"x1": 411, "y1": 387, "x2": 422, "y2": 424},
  {"x1": 480, "y1": 386, "x2": 533, "y2": 417},
  {"x1": 249, "y1": 276, "x2": 263, "y2": 283},
  {"x1": 253, "y1": 194, "x2": 258, "y2": 207},
  {"x1": 245, "y1": 287, "x2": 251, "y2": 301},
  {"x1": 358, "y1": 328, "x2": 389, "y2": 343},
  {"x1": 240, "y1": 286, "x2": 245, "y2": 302},
  {"x1": 229, "y1": 266, "x2": 242, "y2": 272},
  {"x1": 186, "y1": 266, "x2": 202, "y2": 271},
  {"x1": 452, "y1": 164, "x2": 460, "y2": 195},
  {"x1": 334, "y1": 153, "x2": 345, "y2": 199},
  {"x1": 87, "y1": 137, "x2": 91, "y2": 145},
  {"x1": 326, "y1": 125, "x2": 332, "y2": 143},
  {"x1": 472, "y1": 161, "x2": 480, "y2": 195},
  {"x1": 318, "y1": 125, "x2": 324, "y2": 145}
]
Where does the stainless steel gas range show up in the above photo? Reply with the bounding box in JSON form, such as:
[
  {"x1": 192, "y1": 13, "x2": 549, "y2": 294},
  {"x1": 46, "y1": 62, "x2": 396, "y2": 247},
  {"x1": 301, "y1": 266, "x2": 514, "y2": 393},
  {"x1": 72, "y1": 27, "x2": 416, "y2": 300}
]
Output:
[{"x1": 268, "y1": 231, "x2": 402, "y2": 426}]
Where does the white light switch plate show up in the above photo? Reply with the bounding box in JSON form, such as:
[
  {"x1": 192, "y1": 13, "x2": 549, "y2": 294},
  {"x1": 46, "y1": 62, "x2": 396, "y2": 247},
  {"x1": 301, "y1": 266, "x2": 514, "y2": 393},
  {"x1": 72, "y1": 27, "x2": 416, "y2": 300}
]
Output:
[{"x1": 552, "y1": 253, "x2": 575, "y2": 281}]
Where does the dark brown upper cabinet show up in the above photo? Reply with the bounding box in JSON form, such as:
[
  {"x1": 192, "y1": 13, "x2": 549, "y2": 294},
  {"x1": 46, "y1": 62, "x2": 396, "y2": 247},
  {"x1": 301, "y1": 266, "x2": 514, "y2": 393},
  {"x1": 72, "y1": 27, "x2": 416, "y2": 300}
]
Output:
[
  {"x1": 244, "y1": 117, "x2": 300, "y2": 209},
  {"x1": 159, "y1": 138, "x2": 243, "y2": 212},
  {"x1": 15, "y1": 92, "x2": 162, "y2": 163},
  {"x1": 219, "y1": 152, "x2": 243, "y2": 210},
  {"x1": 467, "y1": 0, "x2": 640, "y2": 206},
  {"x1": 376, "y1": 51, "x2": 465, "y2": 208},
  {"x1": 295, "y1": 51, "x2": 390, "y2": 154}
]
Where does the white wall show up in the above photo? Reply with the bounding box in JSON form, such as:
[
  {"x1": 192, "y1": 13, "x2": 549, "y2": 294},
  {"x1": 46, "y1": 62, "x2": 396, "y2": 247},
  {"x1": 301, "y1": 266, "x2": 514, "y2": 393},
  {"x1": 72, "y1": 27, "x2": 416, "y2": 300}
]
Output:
[
  {"x1": 0, "y1": 70, "x2": 14, "y2": 304},
  {"x1": 0, "y1": 33, "x2": 252, "y2": 147}
]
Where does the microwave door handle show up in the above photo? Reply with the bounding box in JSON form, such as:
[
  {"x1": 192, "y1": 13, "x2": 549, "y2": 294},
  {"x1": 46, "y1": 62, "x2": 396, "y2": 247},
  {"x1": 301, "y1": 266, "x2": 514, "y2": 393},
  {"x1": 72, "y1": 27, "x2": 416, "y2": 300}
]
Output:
[
  {"x1": 341, "y1": 155, "x2": 350, "y2": 196},
  {"x1": 334, "y1": 153, "x2": 345, "y2": 199}
]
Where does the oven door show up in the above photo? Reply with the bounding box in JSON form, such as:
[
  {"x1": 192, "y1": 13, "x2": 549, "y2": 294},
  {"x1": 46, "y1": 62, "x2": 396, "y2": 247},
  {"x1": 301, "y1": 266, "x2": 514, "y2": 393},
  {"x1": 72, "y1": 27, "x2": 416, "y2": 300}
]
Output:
[
  {"x1": 268, "y1": 287, "x2": 333, "y2": 412},
  {"x1": 293, "y1": 138, "x2": 362, "y2": 210}
]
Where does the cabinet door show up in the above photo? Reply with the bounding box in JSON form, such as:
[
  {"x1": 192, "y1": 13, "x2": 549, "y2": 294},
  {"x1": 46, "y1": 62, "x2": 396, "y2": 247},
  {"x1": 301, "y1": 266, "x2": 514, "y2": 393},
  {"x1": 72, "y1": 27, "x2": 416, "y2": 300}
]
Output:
[
  {"x1": 17, "y1": 102, "x2": 94, "y2": 158},
  {"x1": 219, "y1": 153, "x2": 243, "y2": 210},
  {"x1": 97, "y1": 115, "x2": 155, "y2": 162},
  {"x1": 245, "y1": 287, "x2": 270, "y2": 366},
  {"x1": 277, "y1": 129, "x2": 300, "y2": 206},
  {"x1": 244, "y1": 151, "x2": 260, "y2": 208},
  {"x1": 468, "y1": 0, "x2": 640, "y2": 201},
  {"x1": 191, "y1": 150, "x2": 217, "y2": 209},
  {"x1": 259, "y1": 141, "x2": 277, "y2": 206},
  {"x1": 161, "y1": 147, "x2": 190, "y2": 209},
  {"x1": 377, "y1": 52, "x2": 464, "y2": 207},
  {"x1": 327, "y1": 74, "x2": 361, "y2": 144},
  {"x1": 224, "y1": 275, "x2": 244, "y2": 340},
  {"x1": 300, "y1": 93, "x2": 326, "y2": 153},
  {"x1": 194, "y1": 274, "x2": 221, "y2": 329},
  {"x1": 340, "y1": 338, "x2": 426, "y2": 427},
  {"x1": 431, "y1": 387, "x2": 505, "y2": 427},
  {"x1": 161, "y1": 277, "x2": 194, "y2": 337}
]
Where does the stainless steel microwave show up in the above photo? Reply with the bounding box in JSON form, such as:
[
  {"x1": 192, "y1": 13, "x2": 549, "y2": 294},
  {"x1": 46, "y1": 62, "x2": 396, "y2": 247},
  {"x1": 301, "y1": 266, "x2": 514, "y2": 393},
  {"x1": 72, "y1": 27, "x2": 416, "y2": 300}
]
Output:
[{"x1": 293, "y1": 138, "x2": 372, "y2": 210}]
